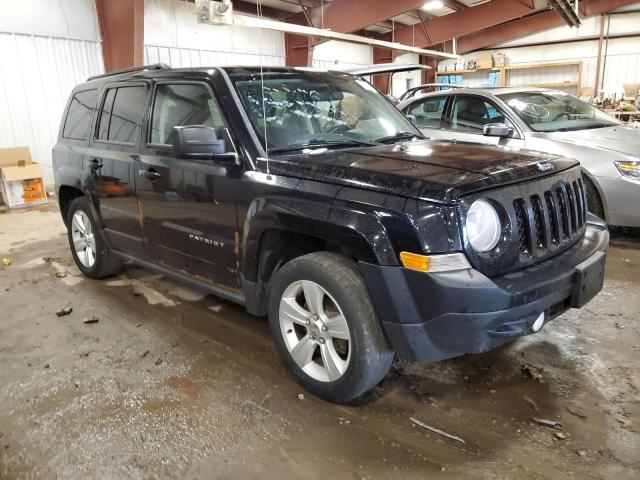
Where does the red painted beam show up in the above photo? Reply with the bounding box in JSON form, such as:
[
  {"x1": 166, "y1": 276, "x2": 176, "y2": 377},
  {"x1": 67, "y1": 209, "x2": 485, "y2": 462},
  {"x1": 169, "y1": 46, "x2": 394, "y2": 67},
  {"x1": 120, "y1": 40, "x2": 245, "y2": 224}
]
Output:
[
  {"x1": 457, "y1": 0, "x2": 640, "y2": 53},
  {"x1": 288, "y1": 0, "x2": 427, "y2": 34},
  {"x1": 95, "y1": 0, "x2": 144, "y2": 72},
  {"x1": 385, "y1": 0, "x2": 536, "y2": 48},
  {"x1": 285, "y1": 32, "x2": 314, "y2": 67}
]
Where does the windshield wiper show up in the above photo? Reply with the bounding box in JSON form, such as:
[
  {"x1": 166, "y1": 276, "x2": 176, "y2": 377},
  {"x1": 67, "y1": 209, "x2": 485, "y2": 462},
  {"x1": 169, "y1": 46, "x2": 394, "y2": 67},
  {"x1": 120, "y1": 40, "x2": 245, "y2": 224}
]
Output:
[
  {"x1": 375, "y1": 131, "x2": 424, "y2": 144},
  {"x1": 269, "y1": 138, "x2": 377, "y2": 154}
]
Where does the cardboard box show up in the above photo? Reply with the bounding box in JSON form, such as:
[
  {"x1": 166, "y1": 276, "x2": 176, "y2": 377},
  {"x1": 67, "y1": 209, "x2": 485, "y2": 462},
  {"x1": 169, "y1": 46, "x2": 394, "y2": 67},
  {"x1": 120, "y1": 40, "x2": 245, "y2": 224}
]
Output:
[
  {"x1": 476, "y1": 53, "x2": 493, "y2": 70},
  {"x1": 0, "y1": 147, "x2": 48, "y2": 208},
  {"x1": 494, "y1": 52, "x2": 507, "y2": 68},
  {"x1": 446, "y1": 64, "x2": 455, "y2": 72}
]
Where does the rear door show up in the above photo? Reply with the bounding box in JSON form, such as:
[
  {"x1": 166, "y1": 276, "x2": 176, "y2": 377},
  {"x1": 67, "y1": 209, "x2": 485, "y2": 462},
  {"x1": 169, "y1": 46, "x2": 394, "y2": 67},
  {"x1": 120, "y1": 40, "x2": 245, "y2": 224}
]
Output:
[
  {"x1": 136, "y1": 80, "x2": 241, "y2": 291},
  {"x1": 86, "y1": 82, "x2": 148, "y2": 256}
]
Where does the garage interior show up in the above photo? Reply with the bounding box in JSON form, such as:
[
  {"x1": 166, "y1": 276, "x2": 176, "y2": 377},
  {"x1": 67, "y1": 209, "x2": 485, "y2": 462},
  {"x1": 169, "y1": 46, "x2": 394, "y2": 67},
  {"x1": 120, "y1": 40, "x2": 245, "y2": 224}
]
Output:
[{"x1": 1, "y1": 0, "x2": 639, "y2": 479}]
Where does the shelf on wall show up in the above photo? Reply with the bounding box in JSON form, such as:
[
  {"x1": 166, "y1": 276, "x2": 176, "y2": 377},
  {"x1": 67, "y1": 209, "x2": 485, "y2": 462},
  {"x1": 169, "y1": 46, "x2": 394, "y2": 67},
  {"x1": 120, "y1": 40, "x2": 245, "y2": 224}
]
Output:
[{"x1": 436, "y1": 68, "x2": 500, "y2": 75}]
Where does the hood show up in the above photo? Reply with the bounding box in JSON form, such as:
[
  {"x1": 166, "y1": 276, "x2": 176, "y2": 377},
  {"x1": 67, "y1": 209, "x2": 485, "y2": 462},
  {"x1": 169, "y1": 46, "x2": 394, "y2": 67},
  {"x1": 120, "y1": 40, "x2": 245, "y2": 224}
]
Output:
[
  {"x1": 265, "y1": 140, "x2": 578, "y2": 204},
  {"x1": 546, "y1": 124, "x2": 640, "y2": 157}
]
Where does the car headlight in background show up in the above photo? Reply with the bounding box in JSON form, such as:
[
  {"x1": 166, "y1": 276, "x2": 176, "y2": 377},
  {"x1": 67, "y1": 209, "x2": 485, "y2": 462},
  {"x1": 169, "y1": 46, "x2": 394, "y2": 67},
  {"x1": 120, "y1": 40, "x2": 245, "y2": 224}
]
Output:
[
  {"x1": 614, "y1": 160, "x2": 640, "y2": 179},
  {"x1": 466, "y1": 199, "x2": 502, "y2": 252}
]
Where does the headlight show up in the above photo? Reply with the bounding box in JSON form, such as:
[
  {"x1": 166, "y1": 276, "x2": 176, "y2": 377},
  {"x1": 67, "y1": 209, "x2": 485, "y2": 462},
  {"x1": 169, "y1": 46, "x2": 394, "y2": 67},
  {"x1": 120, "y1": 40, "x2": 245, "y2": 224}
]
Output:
[
  {"x1": 614, "y1": 160, "x2": 640, "y2": 179},
  {"x1": 466, "y1": 199, "x2": 501, "y2": 252}
]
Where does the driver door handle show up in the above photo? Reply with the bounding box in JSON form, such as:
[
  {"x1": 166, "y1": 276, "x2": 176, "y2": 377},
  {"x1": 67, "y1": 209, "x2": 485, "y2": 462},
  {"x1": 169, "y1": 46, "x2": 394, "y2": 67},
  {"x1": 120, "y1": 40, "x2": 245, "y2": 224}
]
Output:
[
  {"x1": 139, "y1": 168, "x2": 162, "y2": 180},
  {"x1": 89, "y1": 158, "x2": 102, "y2": 170}
]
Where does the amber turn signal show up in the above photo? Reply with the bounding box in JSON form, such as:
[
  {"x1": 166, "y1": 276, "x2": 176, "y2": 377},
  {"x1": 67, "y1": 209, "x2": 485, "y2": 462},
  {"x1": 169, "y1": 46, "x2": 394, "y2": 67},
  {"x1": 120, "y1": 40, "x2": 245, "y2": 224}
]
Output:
[{"x1": 399, "y1": 251, "x2": 472, "y2": 273}]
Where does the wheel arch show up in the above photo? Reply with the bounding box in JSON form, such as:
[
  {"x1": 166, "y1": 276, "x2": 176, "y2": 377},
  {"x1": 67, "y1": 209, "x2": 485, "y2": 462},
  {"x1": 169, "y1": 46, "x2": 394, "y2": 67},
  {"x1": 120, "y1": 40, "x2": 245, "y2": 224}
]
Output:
[{"x1": 240, "y1": 197, "x2": 399, "y2": 316}]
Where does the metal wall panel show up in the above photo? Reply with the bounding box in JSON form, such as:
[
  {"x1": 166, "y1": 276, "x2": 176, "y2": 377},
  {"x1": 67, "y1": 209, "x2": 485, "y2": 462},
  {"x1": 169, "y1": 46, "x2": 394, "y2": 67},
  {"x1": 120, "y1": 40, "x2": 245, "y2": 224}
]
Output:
[
  {"x1": 144, "y1": 44, "x2": 285, "y2": 68},
  {"x1": 0, "y1": 32, "x2": 103, "y2": 183}
]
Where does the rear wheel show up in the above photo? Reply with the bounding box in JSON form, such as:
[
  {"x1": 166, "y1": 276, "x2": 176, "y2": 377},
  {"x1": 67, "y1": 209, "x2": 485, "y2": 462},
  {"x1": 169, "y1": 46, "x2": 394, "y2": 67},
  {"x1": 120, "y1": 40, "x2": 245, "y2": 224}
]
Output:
[
  {"x1": 66, "y1": 196, "x2": 122, "y2": 279},
  {"x1": 583, "y1": 174, "x2": 605, "y2": 220},
  {"x1": 268, "y1": 252, "x2": 394, "y2": 403}
]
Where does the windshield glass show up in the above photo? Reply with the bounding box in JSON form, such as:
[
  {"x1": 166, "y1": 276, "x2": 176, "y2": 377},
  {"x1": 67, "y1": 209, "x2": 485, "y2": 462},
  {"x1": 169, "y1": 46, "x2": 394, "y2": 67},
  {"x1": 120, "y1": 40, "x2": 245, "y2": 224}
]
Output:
[
  {"x1": 229, "y1": 70, "x2": 420, "y2": 153},
  {"x1": 498, "y1": 90, "x2": 620, "y2": 132}
]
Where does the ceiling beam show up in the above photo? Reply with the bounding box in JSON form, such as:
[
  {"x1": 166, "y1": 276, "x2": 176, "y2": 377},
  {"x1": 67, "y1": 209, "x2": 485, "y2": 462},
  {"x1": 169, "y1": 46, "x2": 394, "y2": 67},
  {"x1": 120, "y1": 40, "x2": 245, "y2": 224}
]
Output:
[
  {"x1": 232, "y1": 0, "x2": 291, "y2": 19},
  {"x1": 456, "y1": 0, "x2": 640, "y2": 52},
  {"x1": 287, "y1": 0, "x2": 427, "y2": 34},
  {"x1": 383, "y1": 0, "x2": 537, "y2": 48}
]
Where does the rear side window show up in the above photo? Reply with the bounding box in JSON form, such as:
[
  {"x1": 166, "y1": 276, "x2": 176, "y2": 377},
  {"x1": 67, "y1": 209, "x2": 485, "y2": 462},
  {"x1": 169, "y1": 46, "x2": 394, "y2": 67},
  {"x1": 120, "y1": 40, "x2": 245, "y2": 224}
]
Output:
[
  {"x1": 96, "y1": 85, "x2": 145, "y2": 143},
  {"x1": 149, "y1": 83, "x2": 226, "y2": 145},
  {"x1": 63, "y1": 90, "x2": 98, "y2": 140},
  {"x1": 405, "y1": 96, "x2": 446, "y2": 128}
]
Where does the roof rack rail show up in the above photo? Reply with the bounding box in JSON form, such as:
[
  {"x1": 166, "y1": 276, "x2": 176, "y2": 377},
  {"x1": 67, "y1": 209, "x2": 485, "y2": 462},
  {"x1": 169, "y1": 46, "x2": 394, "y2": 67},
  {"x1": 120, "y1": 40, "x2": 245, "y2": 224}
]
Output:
[{"x1": 87, "y1": 63, "x2": 171, "y2": 81}]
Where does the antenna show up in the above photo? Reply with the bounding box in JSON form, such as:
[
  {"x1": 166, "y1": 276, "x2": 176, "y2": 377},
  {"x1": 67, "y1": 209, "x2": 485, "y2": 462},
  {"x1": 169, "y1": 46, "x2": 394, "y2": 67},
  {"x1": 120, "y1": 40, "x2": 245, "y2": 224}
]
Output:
[{"x1": 257, "y1": 0, "x2": 271, "y2": 178}]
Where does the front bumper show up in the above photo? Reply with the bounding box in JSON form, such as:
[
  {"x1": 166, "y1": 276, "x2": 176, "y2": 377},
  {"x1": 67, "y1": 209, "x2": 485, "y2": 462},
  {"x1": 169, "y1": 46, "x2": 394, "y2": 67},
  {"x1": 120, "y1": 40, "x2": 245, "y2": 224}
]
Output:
[
  {"x1": 597, "y1": 175, "x2": 640, "y2": 227},
  {"x1": 360, "y1": 215, "x2": 609, "y2": 362}
]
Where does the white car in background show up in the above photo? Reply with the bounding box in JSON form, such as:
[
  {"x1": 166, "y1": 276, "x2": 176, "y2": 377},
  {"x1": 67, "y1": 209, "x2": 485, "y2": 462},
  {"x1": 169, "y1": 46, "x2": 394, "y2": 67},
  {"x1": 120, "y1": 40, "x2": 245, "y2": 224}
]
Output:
[{"x1": 396, "y1": 87, "x2": 640, "y2": 227}]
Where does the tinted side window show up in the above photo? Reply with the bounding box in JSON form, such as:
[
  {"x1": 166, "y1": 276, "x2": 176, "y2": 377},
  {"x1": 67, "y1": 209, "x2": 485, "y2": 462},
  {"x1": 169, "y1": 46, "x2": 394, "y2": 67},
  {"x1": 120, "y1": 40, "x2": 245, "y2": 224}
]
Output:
[
  {"x1": 448, "y1": 96, "x2": 512, "y2": 133},
  {"x1": 63, "y1": 90, "x2": 98, "y2": 140},
  {"x1": 150, "y1": 84, "x2": 225, "y2": 145},
  {"x1": 96, "y1": 86, "x2": 145, "y2": 143},
  {"x1": 405, "y1": 97, "x2": 446, "y2": 128}
]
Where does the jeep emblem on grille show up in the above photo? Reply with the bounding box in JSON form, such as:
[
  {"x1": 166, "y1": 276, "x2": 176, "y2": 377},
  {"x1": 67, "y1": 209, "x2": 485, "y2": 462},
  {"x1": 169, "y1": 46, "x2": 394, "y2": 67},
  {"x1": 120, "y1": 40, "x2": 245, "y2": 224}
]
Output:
[{"x1": 536, "y1": 162, "x2": 554, "y2": 172}]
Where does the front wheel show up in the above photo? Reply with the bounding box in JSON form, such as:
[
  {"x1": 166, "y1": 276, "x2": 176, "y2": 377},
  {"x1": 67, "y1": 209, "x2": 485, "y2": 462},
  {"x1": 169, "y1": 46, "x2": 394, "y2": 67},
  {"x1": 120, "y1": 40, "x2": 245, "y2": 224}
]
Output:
[{"x1": 268, "y1": 252, "x2": 394, "y2": 403}]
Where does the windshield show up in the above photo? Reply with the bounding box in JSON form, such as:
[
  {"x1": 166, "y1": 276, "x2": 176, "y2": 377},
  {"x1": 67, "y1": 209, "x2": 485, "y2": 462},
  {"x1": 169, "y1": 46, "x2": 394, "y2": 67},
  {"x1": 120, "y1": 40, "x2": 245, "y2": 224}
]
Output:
[
  {"x1": 498, "y1": 90, "x2": 620, "y2": 132},
  {"x1": 229, "y1": 70, "x2": 420, "y2": 153}
]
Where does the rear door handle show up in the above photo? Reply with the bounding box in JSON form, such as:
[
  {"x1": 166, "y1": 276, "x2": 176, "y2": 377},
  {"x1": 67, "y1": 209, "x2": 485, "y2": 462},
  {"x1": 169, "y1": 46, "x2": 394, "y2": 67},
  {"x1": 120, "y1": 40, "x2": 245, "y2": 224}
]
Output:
[
  {"x1": 139, "y1": 168, "x2": 162, "y2": 180},
  {"x1": 89, "y1": 158, "x2": 102, "y2": 170}
]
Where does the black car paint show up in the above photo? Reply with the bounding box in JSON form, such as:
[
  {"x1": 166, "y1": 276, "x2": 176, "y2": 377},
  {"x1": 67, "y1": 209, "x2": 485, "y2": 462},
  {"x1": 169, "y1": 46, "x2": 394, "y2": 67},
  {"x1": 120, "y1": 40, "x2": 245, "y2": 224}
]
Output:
[{"x1": 53, "y1": 66, "x2": 608, "y2": 363}]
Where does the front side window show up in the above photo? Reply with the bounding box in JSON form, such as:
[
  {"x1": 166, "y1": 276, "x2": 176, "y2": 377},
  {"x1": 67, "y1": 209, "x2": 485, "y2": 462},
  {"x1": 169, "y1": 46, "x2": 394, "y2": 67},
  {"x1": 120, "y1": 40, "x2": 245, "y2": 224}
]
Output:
[
  {"x1": 229, "y1": 71, "x2": 420, "y2": 154},
  {"x1": 63, "y1": 89, "x2": 98, "y2": 140},
  {"x1": 96, "y1": 85, "x2": 145, "y2": 143},
  {"x1": 149, "y1": 83, "x2": 225, "y2": 145},
  {"x1": 498, "y1": 90, "x2": 620, "y2": 132},
  {"x1": 448, "y1": 96, "x2": 513, "y2": 133},
  {"x1": 405, "y1": 96, "x2": 447, "y2": 128}
]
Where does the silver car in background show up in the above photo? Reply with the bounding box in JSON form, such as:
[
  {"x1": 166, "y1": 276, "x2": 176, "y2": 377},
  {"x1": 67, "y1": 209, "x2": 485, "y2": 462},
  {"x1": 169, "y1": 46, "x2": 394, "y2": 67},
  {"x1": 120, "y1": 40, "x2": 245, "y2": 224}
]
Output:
[{"x1": 397, "y1": 88, "x2": 640, "y2": 227}]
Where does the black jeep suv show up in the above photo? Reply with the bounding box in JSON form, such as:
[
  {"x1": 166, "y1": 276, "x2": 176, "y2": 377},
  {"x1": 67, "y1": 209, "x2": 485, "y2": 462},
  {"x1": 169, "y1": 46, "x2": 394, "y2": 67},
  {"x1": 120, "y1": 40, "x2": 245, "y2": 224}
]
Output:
[{"x1": 53, "y1": 64, "x2": 608, "y2": 403}]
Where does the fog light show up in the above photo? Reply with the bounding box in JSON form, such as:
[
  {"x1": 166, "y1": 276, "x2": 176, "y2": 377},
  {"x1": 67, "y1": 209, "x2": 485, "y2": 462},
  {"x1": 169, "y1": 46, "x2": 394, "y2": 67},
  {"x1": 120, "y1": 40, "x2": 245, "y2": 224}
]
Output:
[{"x1": 531, "y1": 312, "x2": 545, "y2": 332}]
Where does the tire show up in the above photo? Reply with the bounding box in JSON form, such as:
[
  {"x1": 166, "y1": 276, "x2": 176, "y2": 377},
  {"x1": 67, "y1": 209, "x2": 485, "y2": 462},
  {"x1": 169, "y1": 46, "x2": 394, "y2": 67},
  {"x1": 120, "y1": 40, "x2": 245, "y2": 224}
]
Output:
[
  {"x1": 66, "y1": 196, "x2": 122, "y2": 279},
  {"x1": 268, "y1": 252, "x2": 394, "y2": 403},
  {"x1": 582, "y1": 174, "x2": 605, "y2": 220}
]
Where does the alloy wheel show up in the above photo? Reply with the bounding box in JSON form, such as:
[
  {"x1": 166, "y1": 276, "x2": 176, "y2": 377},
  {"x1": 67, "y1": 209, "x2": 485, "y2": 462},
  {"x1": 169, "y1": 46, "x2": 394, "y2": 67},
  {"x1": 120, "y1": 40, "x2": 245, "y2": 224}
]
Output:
[
  {"x1": 279, "y1": 280, "x2": 351, "y2": 382},
  {"x1": 71, "y1": 211, "x2": 96, "y2": 268}
]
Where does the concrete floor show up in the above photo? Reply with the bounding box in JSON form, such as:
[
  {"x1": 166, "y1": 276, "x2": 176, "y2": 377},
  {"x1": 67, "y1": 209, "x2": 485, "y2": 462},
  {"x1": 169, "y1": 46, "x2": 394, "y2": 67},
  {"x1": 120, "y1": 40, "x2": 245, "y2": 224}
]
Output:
[{"x1": 0, "y1": 202, "x2": 638, "y2": 480}]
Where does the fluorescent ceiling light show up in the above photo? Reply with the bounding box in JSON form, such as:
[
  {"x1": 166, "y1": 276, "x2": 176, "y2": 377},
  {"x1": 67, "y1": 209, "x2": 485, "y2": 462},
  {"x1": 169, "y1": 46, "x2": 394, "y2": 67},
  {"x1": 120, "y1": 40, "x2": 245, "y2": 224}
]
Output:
[{"x1": 423, "y1": 0, "x2": 444, "y2": 10}]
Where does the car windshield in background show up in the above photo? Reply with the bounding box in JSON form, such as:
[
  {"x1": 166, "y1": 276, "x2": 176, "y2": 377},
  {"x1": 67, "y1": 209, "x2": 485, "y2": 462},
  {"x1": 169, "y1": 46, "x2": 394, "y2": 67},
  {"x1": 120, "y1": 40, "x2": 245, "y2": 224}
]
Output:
[
  {"x1": 229, "y1": 70, "x2": 420, "y2": 154},
  {"x1": 499, "y1": 91, "x2": 620, "y2": 132}
]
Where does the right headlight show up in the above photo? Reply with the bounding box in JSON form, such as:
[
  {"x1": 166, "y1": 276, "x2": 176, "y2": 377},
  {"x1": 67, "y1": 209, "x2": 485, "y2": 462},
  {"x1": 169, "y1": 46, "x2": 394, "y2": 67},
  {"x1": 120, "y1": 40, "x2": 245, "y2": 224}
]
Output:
[
  {"x1": 466, "y1": 199, "x2": 502, "y2": 253},
  {"x1": 614, "y1": 160, "x2": 640, "y2": 179}
]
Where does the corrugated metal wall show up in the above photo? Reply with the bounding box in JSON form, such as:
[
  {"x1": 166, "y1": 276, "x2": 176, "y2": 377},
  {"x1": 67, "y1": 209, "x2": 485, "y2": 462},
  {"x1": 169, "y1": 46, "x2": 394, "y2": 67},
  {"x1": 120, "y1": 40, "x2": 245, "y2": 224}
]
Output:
[
  {"x1": 0, "y1": 32, "x2": 103, "y2": 183},
  {"x1": 144, "y1": 44, "x2": 285, "y2": 67}
]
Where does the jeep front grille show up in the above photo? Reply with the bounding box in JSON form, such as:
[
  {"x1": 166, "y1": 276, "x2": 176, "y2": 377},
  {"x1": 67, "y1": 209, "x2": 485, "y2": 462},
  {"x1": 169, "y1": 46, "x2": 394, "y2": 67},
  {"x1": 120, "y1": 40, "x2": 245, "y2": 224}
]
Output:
[
  {"x1": 460, "y1": 166, "x2": 587, "y2": 277},
  {"x1": 514, "y1": 178, "x2": 586, "y2": 256}
]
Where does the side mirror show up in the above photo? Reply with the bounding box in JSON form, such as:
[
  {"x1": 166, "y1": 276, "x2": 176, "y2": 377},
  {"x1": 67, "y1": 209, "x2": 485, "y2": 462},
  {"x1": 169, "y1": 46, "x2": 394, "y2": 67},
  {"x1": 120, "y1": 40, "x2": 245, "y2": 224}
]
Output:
[
  {"x1": 406, "y1": 114, "x2": 418, "y2": 126},
  {"x1": 483, "y1": 123, "x2": 513, "y2": 138},
  {"x1": 172, "y1": 125, "x2": 230, "y2": 160}
]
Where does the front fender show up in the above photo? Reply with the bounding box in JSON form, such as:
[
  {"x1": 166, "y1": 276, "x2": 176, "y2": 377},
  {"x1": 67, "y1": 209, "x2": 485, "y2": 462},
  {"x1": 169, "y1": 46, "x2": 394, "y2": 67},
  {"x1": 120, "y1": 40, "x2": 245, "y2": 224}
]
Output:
[{"x1": 241, "y1": 195, "x2": 402, "y2": 283}]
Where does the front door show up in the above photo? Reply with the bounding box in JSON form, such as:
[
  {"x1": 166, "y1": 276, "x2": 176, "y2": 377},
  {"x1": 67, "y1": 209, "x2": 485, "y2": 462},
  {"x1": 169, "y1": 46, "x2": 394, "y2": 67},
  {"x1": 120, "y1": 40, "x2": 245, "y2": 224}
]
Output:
[
  {"x1": 443, "y1": 95, "x2": 526, "y2": 148},
  {"x1": 403, "y1": 95, "x2": 450, "y2": 140},
  {"x1": 136, "y1": 81, "x2": 240, "y2": 291},
  {"x1": 86, "y1": 82, "x2": 148, "y2": 256}
]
